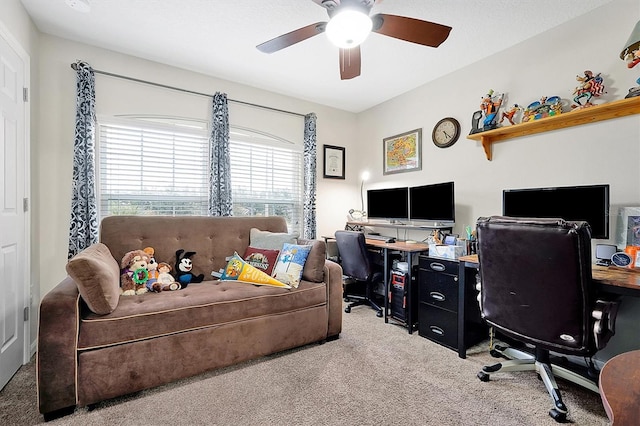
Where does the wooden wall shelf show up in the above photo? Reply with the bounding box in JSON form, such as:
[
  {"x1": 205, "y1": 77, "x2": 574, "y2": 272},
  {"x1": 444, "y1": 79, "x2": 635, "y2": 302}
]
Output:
[{"x1": 466, "y1": 96, "x2": 640, "y2": 160}]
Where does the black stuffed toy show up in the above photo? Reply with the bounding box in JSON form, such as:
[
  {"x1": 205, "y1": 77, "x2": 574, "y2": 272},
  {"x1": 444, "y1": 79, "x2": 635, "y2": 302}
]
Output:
[{"x1": 174, "y1": 249, "x2": 204, "y2": 288}]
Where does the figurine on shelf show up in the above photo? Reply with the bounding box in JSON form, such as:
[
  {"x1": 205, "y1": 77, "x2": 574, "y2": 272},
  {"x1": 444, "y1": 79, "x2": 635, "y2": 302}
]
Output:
[
  {"x1": 571, "y1": 70, "x2": 605, "y2": 109},
  {"x1": 499, "y1": 104, "x2": 522, "y2": 126},
  {"x1": 622, "y1": 46, "x2": 640, "y2": 98},
  {"x1": 480, "y1": 90, "x2": 504, "y2": 131},
  {"x1": 521, "y1": 96, "x2": 563, "y2": 122}
]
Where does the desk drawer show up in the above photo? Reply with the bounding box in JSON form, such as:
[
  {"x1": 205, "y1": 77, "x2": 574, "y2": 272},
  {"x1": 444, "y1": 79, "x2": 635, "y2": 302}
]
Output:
[
  {"x1": 418, "y1": 271, "x2": 458, "y2": 312},
  {"x1": 418, "y1": 304, "x2": 458, "y2": 350},
  {"x1": 419, "y1": 257, "x2": 458, "y2": 274}
]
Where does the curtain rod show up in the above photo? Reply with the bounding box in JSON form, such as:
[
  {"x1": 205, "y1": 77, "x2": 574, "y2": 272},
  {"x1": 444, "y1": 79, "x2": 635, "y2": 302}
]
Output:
[{"x1": 70, "y1": 63, "x2": 307, "y2": 118}]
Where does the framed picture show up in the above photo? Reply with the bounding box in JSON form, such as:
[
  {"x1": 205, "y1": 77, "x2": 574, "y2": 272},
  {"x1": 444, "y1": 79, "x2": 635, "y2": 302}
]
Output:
[
  {"x1": 615, "y1": 206, "x2": 640, "y2": 248},
  {"x1": 323, "y1": 144, "x2": 345, "y2": 179},
  {"x1": 383, "y1": 128, "x2": 422, "y2": 175}
]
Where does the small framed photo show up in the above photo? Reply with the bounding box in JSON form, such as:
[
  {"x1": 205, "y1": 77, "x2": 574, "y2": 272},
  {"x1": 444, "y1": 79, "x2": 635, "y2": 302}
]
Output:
[
  {"x1": 323, "y1": 145, "x2": 345, "y2": 179},
  {"x1": 383, "y1": 128, "x2": 422, "y2": 175},
  {"x1": 615, "y1": 206, "x2": 640, "y2": 248}
]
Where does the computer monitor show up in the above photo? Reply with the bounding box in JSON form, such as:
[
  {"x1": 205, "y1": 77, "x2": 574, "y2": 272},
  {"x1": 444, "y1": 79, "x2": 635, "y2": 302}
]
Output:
[
  {"x1": 366, "y1": 187, "x2": 409, "y2": 221},
  {"x1": 409, "y1": 181, "x2": 455, "y2": 224},
  {"x1": 502, "y1": 184, "x2": 610, "y2": 239}
]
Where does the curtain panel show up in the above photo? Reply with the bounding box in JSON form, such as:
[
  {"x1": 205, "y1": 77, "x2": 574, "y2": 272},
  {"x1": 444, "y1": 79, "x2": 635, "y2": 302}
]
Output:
[
  {"x1": 208, "y1": 92, "x2": 232, "y2": 216},
  {"x1": 68, "y1": 61, "x2": 99, "y2": 259},
  {"x1": 303, "y1": 113, "x2": 317, "y2": 239}
]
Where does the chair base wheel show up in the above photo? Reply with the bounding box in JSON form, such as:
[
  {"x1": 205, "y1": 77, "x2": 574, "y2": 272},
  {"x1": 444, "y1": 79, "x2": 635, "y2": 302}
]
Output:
[
  {"x1": 376, "y1": 310, "x2": 383, "y2": 318},
  {"x1": 549, "y1": 408, "x2": 567, "y2": 423},
  {"x1": 477, "y1": 371, "x2": 490, "y2": 382},
  {"x1": 345, "y1": 306, "x2": 351, "y2": 313}
]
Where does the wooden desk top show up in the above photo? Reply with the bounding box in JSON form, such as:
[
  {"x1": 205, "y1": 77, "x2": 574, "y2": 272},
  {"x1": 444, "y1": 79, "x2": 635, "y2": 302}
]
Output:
[
  {"x1": 599, "y1": 349, "x2": 640, "y2": 425},
  {"x1": 365, "y1": 238, "x2": 430, "y2": 253},
  {"x1": 458, "y1": 254, "x2": 640, "y2": 294}
]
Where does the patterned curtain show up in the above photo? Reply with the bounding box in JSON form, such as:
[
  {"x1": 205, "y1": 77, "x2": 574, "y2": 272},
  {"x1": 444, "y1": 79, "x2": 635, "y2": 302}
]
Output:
[
  {"x1": 303, "y1": 113, "x2": 317, "y2": 239},
  {"x1": 67, "y1": 61, "x2": 99, "y2": 259},
  {"x1": 208, "y1": 92, "x2": 232, "y2": 216}
]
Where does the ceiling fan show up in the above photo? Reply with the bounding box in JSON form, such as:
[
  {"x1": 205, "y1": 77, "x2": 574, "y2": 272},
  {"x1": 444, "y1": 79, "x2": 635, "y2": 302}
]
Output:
[{"x1": 256, "y1": 0, "x2": 452, "y2": 80}]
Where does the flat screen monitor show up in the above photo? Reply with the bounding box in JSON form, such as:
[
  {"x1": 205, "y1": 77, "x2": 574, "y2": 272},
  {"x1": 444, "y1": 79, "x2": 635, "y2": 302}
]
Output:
[
  {"x1": 366, "y1": 187, "x2": 409, "y2": 221},
  {"x1": 409, "y1": 182, "x2": 455, "y2": 223},
  {"x1": 502, "y1": 184, "x2": 610, "y2": 239}
]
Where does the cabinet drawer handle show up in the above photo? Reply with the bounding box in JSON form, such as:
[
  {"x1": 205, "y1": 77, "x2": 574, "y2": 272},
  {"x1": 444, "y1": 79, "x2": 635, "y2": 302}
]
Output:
[
  {"x1": 430, "y1": 326, "x2": 444, "y2": 336},
  {"x1": 429, "y1": 291, "x2": 445, "y2": 302},
  {"x1": 430, "y1": 262, "x2": 445, "y2": 272}
]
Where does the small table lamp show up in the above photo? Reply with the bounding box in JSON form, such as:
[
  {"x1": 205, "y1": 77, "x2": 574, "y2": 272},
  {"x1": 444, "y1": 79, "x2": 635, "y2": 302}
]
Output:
[{"x1": 620, "y1": 20, "x2": 640, "y2": 98}]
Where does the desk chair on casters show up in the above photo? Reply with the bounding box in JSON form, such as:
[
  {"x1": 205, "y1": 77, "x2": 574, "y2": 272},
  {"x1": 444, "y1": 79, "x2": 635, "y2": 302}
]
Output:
[
  {"x1": 475, "y1": 216, "x2": 619, "y2": 423},
  {"x1": 335, "y1": 230, "x2": 384, "y2": 317}
]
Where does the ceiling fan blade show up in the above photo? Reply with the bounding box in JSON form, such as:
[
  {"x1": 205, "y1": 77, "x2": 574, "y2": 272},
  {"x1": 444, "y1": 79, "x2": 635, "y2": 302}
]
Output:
[
  {"x1": 372, "y1": 14, "x2": 452, "y2": 47},
  {"x1": 257, "y1": 22, "x2": 327, "y2": 53},
  {"x1": 339, "y1": 46, "x2": 361, "y2": 80}
]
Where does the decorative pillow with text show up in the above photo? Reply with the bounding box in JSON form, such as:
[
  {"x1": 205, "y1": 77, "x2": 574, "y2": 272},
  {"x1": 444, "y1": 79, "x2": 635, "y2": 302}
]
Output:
[
  {"x1": 272, "y1": 243, "x2": 312, "y2": 288},
  {"x1": 242, "y1": 246, "x2": 280, "y2": 276}
]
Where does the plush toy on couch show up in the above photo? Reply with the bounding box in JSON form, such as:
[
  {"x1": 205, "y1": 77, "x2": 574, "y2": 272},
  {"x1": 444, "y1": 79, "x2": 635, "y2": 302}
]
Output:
[
  {"x1": 143, "y1": 247, "x2": 159, "y2": 292},
  {"x1": 153, "y1": 262, "x2": 181, "y2": 291},
  {"x1": 174, "y1": 249, "x2": 204, "y2": 289},
  {"x1": 120, "y1": 249, "x2": 150, "y2": 296}
]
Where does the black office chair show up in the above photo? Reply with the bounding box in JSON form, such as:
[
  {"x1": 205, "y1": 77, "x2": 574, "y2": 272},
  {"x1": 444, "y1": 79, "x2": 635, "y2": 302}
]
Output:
[
  {"x1": 475, "y1": 216, "x2": 619, "y2": 423},
  {"x1": 335, "y1": 230, "x2": 384, "y2": 317}
]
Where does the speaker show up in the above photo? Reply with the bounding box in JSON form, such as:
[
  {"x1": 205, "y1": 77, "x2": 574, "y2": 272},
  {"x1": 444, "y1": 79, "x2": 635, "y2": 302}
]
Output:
[{"x1": 595, "y1": 244, "x2": 617, "y2": 266}]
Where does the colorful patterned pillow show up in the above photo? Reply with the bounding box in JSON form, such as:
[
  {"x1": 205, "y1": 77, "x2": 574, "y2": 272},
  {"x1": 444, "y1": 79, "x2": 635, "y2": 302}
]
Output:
[
  {"x1": 220, "y1": 252, "x2": 291, "y2": 289},
  {"x1": 272, "y1": 243, "x2": 312, "y2": 289},
  {"x1": 242, "y1": 246, "x2": 280, "y2": 276}
]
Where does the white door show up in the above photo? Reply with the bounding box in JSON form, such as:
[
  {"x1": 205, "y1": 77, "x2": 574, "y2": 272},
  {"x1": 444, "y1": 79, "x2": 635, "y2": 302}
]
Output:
[{"x1": 0, "y1": 29, "x2": 27, "y2": 391}]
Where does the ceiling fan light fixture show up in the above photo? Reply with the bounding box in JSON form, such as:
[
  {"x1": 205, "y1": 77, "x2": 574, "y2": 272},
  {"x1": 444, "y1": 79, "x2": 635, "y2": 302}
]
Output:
[{"x1": 326, "y1": 9, "x2": 372, "y2": 49}]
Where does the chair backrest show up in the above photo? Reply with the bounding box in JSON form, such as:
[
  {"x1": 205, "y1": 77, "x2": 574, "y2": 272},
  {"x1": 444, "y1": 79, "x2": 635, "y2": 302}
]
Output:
[
  {"x1": 476, "y1": 216, "x2": 594, "y2": 355},
  {"x1": 334, "y1": 230, "x2": 372, "y2": 282}
]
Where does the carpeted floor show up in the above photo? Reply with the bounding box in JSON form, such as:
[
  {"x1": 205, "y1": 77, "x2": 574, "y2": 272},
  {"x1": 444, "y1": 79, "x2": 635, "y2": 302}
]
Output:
[{"x1": 1, "y1": 303, "x2": 609, "y2": 425}]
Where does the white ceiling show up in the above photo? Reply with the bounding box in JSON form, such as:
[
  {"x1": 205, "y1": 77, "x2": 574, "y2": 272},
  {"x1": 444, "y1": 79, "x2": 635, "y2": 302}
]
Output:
[{"x1": 20, "y1": 0, "x2": 613, "y2": 113}]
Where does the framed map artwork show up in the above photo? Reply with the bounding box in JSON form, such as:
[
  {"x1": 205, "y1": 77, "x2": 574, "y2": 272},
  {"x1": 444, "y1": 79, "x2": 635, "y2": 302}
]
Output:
[{"x1": 383, "y1": 128, "x2": 422, "y2": 175}]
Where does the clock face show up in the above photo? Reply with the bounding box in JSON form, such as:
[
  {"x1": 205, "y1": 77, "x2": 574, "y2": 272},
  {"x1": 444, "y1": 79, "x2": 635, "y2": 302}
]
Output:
[
  {"x1": 611, "y1": 252, "x2": 632, "y2": 267},
  {"x1": 432, "y1": 117, "x2": 461, "y2": 148}
]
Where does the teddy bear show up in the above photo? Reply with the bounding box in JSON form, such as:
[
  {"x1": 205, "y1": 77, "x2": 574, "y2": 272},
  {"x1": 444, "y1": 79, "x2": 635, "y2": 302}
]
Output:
[
  {"x1": 120, "y1": 249, "x2": 150, "y2": 296},
  {"x1": 151, "y1": 262, "x2": 181, "y2": 292},
  {"x1": 143, "y1": 247, "x2": 159, "y2": 292},
  {"x1": 174, "y1": 249, "x2": 204, "y2": 289}
]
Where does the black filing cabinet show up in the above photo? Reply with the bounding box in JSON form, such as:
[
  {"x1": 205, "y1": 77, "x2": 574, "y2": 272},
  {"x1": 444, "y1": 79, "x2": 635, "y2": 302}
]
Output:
[{"x1": 418, "y1": 255, "x2": 487, "y2": 357}]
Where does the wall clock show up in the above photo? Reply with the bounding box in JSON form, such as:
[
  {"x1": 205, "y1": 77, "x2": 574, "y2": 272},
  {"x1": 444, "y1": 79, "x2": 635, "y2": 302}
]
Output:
[{"x1": 432, "y1": 117, "x2": 461, "y2": 148}]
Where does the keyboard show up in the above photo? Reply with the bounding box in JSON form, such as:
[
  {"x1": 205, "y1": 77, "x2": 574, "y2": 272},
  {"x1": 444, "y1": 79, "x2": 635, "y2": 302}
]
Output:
[{"x1": 366, "y1": 234, "x2": 396, "y2": 243}]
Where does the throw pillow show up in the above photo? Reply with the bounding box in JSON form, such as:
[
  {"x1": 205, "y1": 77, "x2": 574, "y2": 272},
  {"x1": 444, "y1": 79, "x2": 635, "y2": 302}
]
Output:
[
  {"x1": 272, "y1": 243, "x2": 312, "y2": 288},
  {"x1": 297, "y1": 238, "x2": 326, "y2": 283},
  {"x1": 242, "y1": 246, "x2": 280, "y2": 276},
  {"x1": 220, "y1": 252, "x2": 291, "y2": 289},
  {"x1": 249, "y1": 228, "x2": 299, "y2": 250},
  {"x1": 66, "y1": 243, "x2": 120, "y2": 315}
]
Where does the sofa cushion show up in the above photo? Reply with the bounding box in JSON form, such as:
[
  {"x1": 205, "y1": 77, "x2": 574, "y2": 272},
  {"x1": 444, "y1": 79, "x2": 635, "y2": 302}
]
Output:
[
  {"x1": 297, "y1": 238, "x2": 326, "y2": 283},
  {"x1": 242, "y1": 246, "x2": 280, "y2": 276},
  {"x1": 66, "y1": 243, "x2": 120, "y2": 315},
  {"x1": 77, "y1": 280, "x2": 327, "y2": 350},
  {"x1": 272, "y1": 243, "x2": 312, "y2": 288},
  {"x1": 249, "y1": 228, "x2": 298, "y2": 250}
]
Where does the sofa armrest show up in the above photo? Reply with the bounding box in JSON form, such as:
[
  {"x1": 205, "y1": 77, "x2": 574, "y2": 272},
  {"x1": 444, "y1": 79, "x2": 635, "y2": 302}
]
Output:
[
  {"x1": 37, "y1": 276, "x2": 81, "y2": 415},
  {"x1": 324, "y1": 259, "x2": 343, "y2": 338}
]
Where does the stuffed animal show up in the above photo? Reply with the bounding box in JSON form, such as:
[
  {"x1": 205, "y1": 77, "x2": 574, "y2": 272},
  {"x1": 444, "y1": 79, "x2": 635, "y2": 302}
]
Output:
[
  {"x1": 151, "y1": 262, "x2": 181, "y2": 292},
  {"x1": 120, "y1": 249, "x2": 150, "y2": 295},
  {"x1": 174, "y1": 249, "x2": 204, "y2": 288},
  {"x1": 143, "y1": 247, "x2": 159, "y2": 292}
]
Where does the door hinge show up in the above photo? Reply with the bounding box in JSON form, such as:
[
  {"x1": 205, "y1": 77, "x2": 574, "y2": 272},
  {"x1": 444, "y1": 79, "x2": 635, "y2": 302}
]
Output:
[
  {"x1": 23, "y1": 87, "x2": 29, "y2": 102},
  {"x1": 24, "y1": 307, "x2": 29, "y2": 321},
  {"x1": 23, "y1": 198, "x2": 28, "y2": 212}
]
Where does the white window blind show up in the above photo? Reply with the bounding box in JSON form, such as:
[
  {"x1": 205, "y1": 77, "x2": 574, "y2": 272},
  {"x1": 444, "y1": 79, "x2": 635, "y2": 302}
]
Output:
[
  {"x1": 97, "y1": 118, "x2": 209, "y2": 217},
  {"x1": 97, "y1": 118, "x2": 304, "y2": 233}
]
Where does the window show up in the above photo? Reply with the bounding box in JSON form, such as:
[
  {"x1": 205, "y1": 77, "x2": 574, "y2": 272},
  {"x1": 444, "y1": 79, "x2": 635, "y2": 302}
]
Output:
[{"x1": 97, "y1": 117, "x2": 304, "y2": 234}]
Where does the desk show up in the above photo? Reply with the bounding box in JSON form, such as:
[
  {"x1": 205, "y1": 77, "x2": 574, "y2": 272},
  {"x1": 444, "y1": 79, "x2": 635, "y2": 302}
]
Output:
[
  {"x1": 599, "y1": 349, "x2": 640, "y2": 425},
  {"x1": 458, "y1": 254, "x2": 640, "y2": 357},
  {"x1": 365, "y1": 238, "x2": 430, "y2": 333}
]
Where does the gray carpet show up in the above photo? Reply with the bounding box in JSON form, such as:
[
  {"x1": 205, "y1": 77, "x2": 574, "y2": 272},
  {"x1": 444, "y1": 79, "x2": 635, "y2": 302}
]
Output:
[{"x1": 1, "y1": 304, "x2": 608, "y2": 425}]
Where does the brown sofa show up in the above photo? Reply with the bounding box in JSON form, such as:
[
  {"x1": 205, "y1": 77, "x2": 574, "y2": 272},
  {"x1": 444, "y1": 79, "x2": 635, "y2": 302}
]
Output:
[{"x1": 37, "y1": 216, "x2": 343, "y2": 419}]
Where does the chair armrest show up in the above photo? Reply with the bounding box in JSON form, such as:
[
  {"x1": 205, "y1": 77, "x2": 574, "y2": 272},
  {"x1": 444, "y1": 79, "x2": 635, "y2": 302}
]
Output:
[
  {"x1": 324, "y1": 259, "x2": 343, "y2": 338},
  {"x1": 592, "y1": 298, "x2": 621, "y2": 350},
  {"x1": 37, "y1": 277, "x2": 81, "y2": 415}
]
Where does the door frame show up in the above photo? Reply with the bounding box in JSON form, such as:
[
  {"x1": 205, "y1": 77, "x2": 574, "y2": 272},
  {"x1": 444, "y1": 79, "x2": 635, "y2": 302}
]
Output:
[{"x1": 0, "y1": 20, "x2": 32, "y2": 362}]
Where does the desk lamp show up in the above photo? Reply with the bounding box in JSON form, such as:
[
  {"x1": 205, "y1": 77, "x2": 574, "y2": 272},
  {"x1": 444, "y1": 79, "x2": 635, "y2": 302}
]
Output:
[
  {"x1": 348, "y1": 170, "x2": 369, "y2": 221},
  {"x1": 620, "y1": 20, "x2": 640, "y2": 98}
]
